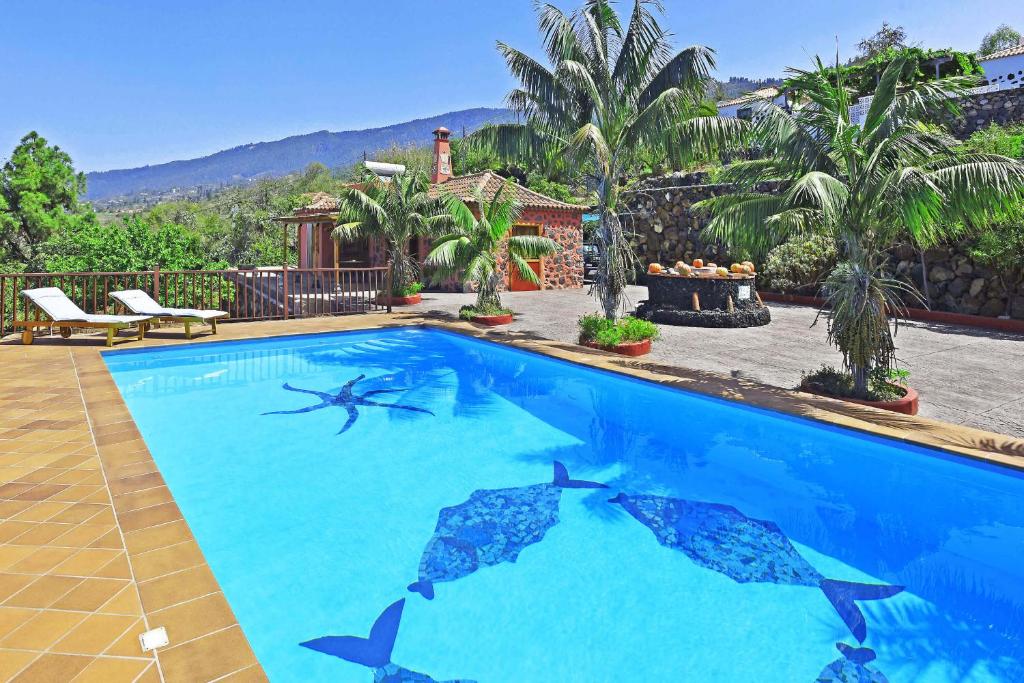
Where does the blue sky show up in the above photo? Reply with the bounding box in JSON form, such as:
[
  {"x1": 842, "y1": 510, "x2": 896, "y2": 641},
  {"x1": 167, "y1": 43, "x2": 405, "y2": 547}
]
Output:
[{"x1": 1, "y1": 0, "x2": 1020, "y2": 172}]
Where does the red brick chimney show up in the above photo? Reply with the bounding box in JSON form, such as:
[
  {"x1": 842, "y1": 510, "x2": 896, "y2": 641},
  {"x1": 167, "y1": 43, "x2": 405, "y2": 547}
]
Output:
[{"x1": 431, "y1": 127, "x2": 452, "y2": 184}]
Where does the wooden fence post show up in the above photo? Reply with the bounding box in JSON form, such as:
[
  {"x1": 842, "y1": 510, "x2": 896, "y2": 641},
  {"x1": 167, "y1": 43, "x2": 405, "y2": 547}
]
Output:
[
  {"x1": 385, "y1": 264, "x2": 393, "y2": 313},
  {"x1": 152, "y1": 267, "x2": 161, "y2": 302},
  {"x1": 282, "y1": 265, "x2": 290, "y2": 319}
]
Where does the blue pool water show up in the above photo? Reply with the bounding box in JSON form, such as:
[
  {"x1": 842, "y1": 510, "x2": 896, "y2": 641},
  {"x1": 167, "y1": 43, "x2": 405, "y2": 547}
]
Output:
[{"x1": 103, "y1": 327, "x2": 1024, "y2": 682}]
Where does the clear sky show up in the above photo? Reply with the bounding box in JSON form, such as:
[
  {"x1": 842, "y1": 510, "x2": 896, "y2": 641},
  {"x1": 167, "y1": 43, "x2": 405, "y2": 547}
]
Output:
[{"x1": 1, "y1": 0, "x2": 1020, "y2": 172}]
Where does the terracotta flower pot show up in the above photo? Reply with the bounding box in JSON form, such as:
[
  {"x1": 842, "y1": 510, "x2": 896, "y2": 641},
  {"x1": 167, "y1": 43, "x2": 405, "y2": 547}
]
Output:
[
  {"x1": 379, "y1": 293, "x2": 422, "y2": 306},
  {"x1": 471, "y1": 313, "x2": 514, "y2": 326},
  {"x1": 581, "y1": 338, "x2": 652, "y2": 357},
  {"x1": 802, "y1": 383, "x2": 919, "y2": 416}
]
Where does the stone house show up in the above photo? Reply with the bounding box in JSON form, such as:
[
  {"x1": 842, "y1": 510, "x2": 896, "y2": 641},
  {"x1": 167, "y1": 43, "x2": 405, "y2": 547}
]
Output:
[{"x1": 280, "y1": 128, "x2": 584, "y2": 292}]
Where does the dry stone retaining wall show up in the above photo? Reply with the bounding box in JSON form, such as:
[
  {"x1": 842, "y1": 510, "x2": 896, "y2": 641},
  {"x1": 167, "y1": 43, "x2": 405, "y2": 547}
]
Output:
[
  {"x1": 621, "y1": 173, "x2": 1022, "y2": 319},
  {"x1": 946, "y1": 87, "x2": 1024, "y2": 138}
]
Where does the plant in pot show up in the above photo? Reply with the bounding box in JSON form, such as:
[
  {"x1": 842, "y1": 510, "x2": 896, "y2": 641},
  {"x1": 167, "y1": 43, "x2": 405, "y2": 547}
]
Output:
[
  {"x1": 578, "y1": 314, "x2": 659, "y2": 356},
  {"x1": 698, "y1": 56, "x2": 1024, "y2": 413},
  {"x1": 331, "y1": 167, "x2": 450, "y2": 306},
  {"x1": 425, "y1": 182, "x2": 558, "y2": 326}
]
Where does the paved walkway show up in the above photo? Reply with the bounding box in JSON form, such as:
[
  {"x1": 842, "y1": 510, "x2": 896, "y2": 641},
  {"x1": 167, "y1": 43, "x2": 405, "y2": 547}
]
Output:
[{"x1": 411, "y1": 286, "x2": 1024, "y2": 438}]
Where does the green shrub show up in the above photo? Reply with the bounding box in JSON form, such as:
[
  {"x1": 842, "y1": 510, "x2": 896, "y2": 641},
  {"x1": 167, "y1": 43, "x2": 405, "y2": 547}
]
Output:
[
  {"x1": 578, "y1": 313, "x2": 610, "y2": 342},
  {"x1": 800, "y1": 364, "x2": 908, "y2": 401},
  {"x1": 526, "y1": 174, "x2": 580, "y2": 205},
  {"x1": 619, "y1": 316, "x2": 660, "y2": 342},
  {"x1": 578, "y1": 314, "x2": 659, "y2": 346},
  {"x1": 761, "y1": 235, "x2": 838, "y2": 293},
  {"x1": 393, "y1": 281, "x2": 423, "y2": 297},
  {"x1": 962, "y1": 123, "x2": 1024, "y2": 159}
]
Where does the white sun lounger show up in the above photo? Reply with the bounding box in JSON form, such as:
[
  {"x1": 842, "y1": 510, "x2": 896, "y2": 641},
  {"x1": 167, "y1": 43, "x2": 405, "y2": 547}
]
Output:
[
  {"x1": 15, "y1": 287, "x2": 152, "y2": 347},
  {"x1": 109, "y1": 289, "x2": 228, "y2": 339}
]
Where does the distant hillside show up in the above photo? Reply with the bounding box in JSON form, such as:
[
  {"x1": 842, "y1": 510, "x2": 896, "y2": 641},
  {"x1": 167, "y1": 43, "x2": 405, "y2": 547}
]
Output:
[
  {"x1": 85, "y1": 107, "x2": 515, "y2": 202},
  {"x1": 712, "y1": 76, "x2": 785, "y2": 101}
]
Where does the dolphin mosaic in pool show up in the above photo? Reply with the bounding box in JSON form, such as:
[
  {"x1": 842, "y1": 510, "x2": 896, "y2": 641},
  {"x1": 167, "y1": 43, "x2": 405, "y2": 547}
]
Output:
[
  {"x1": 262, "y1": 374, "x2": 434, "y2": 434},
  {"x1": 407, "y1": 462, "x2": 607, "y2": 600},
  {"x1": 815, "y1": 643, "x2": 890, "y2": 683},
  {"x1": 608, "y1": 493, "x2": 904, "y2": 642},
  {"x1": 300, "y1": 599, "x2": 475, "y2": 682}
]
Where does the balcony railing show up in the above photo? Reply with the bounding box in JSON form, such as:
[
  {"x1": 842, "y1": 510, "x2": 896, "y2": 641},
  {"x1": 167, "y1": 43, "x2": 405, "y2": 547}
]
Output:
[{"x1": 0, "y1": 266, "x2": 392, "y2": 339}]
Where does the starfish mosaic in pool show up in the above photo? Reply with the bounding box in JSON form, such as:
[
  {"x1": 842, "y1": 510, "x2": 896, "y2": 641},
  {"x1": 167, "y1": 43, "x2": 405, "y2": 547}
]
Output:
[
  {"x1": 608, "y1": 493, "x2": 904, "y2": 643},
  {"x1": 407, "y1": 462, "x2": 608, "y2": 600},
  {"x1": 815, "y1": 644, "x2": 890, "y2": 683},
  {"x1": 300, "y1": 599, "x2": 475, "y2": 682},
  {"x1": 262, "y1": 374, "x2": 434, "y2": 434}
]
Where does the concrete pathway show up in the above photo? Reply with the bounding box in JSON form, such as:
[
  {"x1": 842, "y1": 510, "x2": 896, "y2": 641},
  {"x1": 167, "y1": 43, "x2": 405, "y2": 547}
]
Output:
[{"x1": 411, "y1": 285, "x2": 1024, "y2": 437}]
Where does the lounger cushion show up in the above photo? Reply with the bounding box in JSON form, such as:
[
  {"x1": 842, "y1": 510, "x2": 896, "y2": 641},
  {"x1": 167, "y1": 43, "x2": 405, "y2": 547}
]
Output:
[
  {"x1": 21, "y1": 288, "x2": 150, "y2": 324},
  {"x1": 110, "y1": 290, "x2": 227, "y2": 320}
]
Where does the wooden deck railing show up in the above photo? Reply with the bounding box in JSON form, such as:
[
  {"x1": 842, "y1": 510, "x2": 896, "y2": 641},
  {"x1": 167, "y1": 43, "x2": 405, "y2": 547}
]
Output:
[{"x1": 0, "y1": 266, "x2": 392, "y2": 339}]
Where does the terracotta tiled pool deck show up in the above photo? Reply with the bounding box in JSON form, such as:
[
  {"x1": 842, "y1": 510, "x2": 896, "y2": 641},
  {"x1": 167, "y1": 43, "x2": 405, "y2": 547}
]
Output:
[{"x1": 1, "y1": 314, "x2": 1022, "y2": 682}]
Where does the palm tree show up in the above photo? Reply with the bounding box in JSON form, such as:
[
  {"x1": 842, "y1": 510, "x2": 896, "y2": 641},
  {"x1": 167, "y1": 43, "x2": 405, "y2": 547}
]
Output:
[
  {"x1": 476, "y1": 0, "x2": 743, "y2": 320},
  {"x1": 699, "y1": 57, "x2": 1024, "y2": 396},
  {"x1": 332, "y1": 169, "x2": 450, "y2": 295},
  {"x1": 425, "y1": 183, "x2": 558, "y2": 312}
]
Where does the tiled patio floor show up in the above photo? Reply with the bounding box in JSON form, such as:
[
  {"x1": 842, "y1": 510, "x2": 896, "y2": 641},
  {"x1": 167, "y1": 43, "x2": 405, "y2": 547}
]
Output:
[
  {"x1": 0, "y1": 312, "x2": 1021, "y2": 682},
  {"x1": 0, "y1": 348, "x2": 160, "y2": 682}
]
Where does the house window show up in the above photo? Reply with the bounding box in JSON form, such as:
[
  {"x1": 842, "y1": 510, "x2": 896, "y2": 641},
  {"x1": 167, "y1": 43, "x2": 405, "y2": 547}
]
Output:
[{"x1": 511, "y1": 225, "x2": 543, "y2": 238}]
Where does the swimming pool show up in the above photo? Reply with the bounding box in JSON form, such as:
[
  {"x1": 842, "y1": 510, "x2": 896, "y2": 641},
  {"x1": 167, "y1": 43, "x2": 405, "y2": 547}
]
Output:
[{"x1": 104, "y1": 327, "x2": 1024, "y2": 682}]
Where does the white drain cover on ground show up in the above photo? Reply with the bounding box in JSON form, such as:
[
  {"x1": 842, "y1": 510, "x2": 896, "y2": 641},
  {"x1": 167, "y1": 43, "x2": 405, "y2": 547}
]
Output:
[{"x1": 139, "y1": 626, "x2": 169, "y2": 652}]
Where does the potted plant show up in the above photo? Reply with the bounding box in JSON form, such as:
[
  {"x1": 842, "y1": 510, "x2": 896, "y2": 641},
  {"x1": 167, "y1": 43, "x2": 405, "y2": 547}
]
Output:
[
  {"x1": 331, "y1": 167, "x2": 450, "y2": 307},
  {"x1": 800, "y1": 365, "x2": 919, "y2": 415},
  {"x1": 578, "y1": 314, "x2": 659, "y2": 356},
  {"x1": 426, "y1": 182, "x2": 558, "y2": 326},
  {"x1": 698, "y1": 56, "x2": 1024, "y2": 412},
  {"x1": 388, "y1": 282, "x2": 424, "y2": 306}
]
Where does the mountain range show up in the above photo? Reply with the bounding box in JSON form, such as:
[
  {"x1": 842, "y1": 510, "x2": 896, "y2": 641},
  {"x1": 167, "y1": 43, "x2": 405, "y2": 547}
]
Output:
[
  {"x1": 85, "y1": 79, "x2": 783, "y2": 205},
  {"x1": 85, "y1": 107, "x2": 516, "y2": 203}
]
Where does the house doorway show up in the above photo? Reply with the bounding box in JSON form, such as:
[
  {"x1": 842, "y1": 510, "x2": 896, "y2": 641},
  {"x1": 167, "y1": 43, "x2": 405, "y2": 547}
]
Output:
[{"x1": 509, "y1": 224, "x2": 543, "y2": 291}]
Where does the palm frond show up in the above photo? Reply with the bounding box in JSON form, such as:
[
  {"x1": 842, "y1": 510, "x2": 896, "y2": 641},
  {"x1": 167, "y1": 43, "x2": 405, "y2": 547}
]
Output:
[
  {"x1": 784, "y1": 171, "x2": 849, "y2": 227},
  {"x1": 638, "y1": 45, "x2": 714, "y2": 111},
  {"x1": 699, "y1": 192, "x2": 788, "y2": 257},
  {"x1": 509, "y1": 234, "x2": 559, "y2": 259}
]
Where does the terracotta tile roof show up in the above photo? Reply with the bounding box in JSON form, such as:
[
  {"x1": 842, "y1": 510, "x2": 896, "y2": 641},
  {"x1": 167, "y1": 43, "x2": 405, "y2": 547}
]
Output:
[
  {"x1": 293, "y1": 172, "x2": 583, "y2": 215},
  {"x1": 428, "y1": 171, "x2": 583, "y2": 211},
  {"x1": 979, "y1": 44, "x2": 1024, "y2": 61},
  {"x1": 296, "y1": 191, "x2": 339, "y2": 213},
  {"x1": 716, "y1": 87, "x2": 782, "y2": 109}
]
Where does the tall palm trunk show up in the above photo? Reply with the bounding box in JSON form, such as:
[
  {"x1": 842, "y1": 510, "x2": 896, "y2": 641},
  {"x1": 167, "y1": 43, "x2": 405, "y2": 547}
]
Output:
[
  {"x1": 851, "y1": 363, "x2": 869, "y2": 398},
  {"x1": 389, "y1": 242, "x2": 416, "y2": 295},
  {"x1": 475, "y1": 272, "x2": 502, "y2": 310},
  {"x1": 593, "y1": 172, "x2": 631, "y2": 320}
]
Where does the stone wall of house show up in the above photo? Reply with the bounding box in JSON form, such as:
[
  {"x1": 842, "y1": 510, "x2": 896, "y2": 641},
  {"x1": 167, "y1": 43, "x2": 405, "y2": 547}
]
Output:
[
  {"x1": 537, "y1": 208, "x2": 585, "y2": 290},
  {"x1": 430, "y1": 207, "x2": 584, "y2": 293},
  {"x1": 946, "y1": 87, "x2": 1024, "y2": 138},
  {"x1": 620, "y1": 172, "x2": 1022, "y2": 319},
  {"x1": 494, "y1": 207, "x2": 584, "y2": 291}
]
